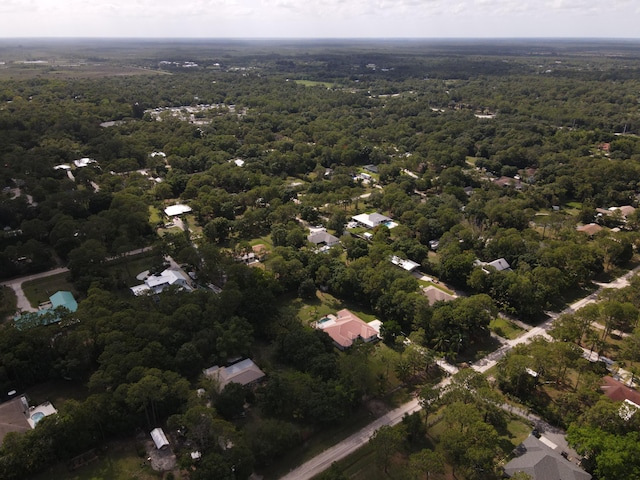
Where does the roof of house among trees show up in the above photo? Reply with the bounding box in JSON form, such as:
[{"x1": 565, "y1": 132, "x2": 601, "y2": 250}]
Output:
[{"x1": 504, "y1": 435, "x2": 591, "y2": 480}]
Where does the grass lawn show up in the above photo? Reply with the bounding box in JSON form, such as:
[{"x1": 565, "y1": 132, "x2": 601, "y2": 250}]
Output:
[
  {"x1": 104, "y1": 253, "x2": 160, "y2": 287},
  {"x1": 294, "y1": 290, "x2": 378, "y2": 326},
  {"x1": 294, "y1": 79, "x2": 336, "y2": 88},
  {"x1": 489, "y1": 317, "x2": 525, "y2": 340},
  {"x1": 31, "y1": 439, "x2": 165, "y2": 480},
  {"x1": 22, "y1": 272, "x2": 77, "y2": 308},
  {"x1": 148, "y1": 205, "x2": 162, "y2": 226}
]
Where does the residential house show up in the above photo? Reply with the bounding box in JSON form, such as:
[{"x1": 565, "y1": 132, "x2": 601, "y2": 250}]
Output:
[
  {"x1": 390, "y1": 255, "x2": 420, "y2": 272},
  {"x1": 363, "y1": 164, "x2": 379, "y2": 174},
  {"x1": 130, "y1": 268, "x2": 193, "y2": 296},
  {"x1": 422, "y1": 286, "x2": 456, "y2": 305},
  {"x1": 164, "y1": 204, "x2": 192, "y2": 217},
  {"x1": 14, "y1": 291, "x2": 78, "y2": 330},
  {"x1": 351, "y1": 212, "x2": 393, "y2": 229},
  {"x1": 203, "y1": 359, "x2": 266, "y2": 391},
  {"x1": 308, "y1": 230, "x2": 340, "y2": 252},
  {"x1": 504, "y1": 435, "x2": 591, "y2": 480},
  {"x1": 576, "y1": 223, "x2": 603, "y2": 236},
  {"x1": 475, "y1": 258, "x2": 512, "y2": 274},
  {"x1": 601, "y1": 376, "x2": 640, "y2": 419},
  {"x1": 0, "y1": 395, "x2": 57, "y2": 445},
  {"x1": 316, "y1": 309, "x2": 380, "y2": 350}
]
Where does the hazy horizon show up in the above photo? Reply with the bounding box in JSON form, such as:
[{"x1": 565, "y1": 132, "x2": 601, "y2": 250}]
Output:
[{"x1": 2, "y1": 0, "x2": 639, "y2": 39}]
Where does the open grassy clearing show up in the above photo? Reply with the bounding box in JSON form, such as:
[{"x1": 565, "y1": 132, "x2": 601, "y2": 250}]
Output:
[
  {"x1": 293, "y1": 290, "x2": 378, "y2": 326},
  {"x1": 22, "y1": 272, "x2": 77, "y2": 308},
  {"x1": 489, "y1": 317, "x2": 525, "y2": 340},
  {"x1": 30, "y1": 439, "x2": 165, "y2": 480},
  {"x1": 0, "y1": 63, "x2": 169, "y2": 81},
  {"x1": 294, "y1": 79, "x2": 336, "y2": 88},
  {"x1": 148, "y1": 205, "x2": 163, "y2": 225}
]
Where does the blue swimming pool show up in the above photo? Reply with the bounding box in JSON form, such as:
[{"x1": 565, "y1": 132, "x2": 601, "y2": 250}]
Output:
[{"x1": 31, "y1": 412, "x2": 45, "y2": 424}]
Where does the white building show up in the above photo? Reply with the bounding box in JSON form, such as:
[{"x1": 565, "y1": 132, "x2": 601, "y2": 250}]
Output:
[
  {"x1": 351, "y1": 212, "x2": 393, "y2": 229},
  {"x1": 164, "y1": 204, "x2": 192, "y2": 217},
  {"x1": 130, "y1": 269, "x2": 193, "y2": 296}
]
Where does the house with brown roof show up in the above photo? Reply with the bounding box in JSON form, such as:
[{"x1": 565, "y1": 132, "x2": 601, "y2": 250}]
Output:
[
  {"x1": 576, "y1": 223, "x2": 603, "y2": 236},
  {"x1": 316, "y1": 309, "x2": 379, "y2": 350},
  {"x1": 422, "y1": 286, "x2": 456, "y2": 305},
  {"x1": 601, "y1": 376, "x2": 640, "y2": 420}
]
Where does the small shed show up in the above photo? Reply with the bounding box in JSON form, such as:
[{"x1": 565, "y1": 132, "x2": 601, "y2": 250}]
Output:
[{"x1": 150, "y1": 427, "x2": 169, "y2": 450}]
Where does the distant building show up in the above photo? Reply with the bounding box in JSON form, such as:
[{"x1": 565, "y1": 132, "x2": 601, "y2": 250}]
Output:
[
  {"x1": 504, "y1": 435, "x2": 591, "y2": 480},
  {"x1": 352, "y1": 212, "x2": 393, "y2": 229},
  {"x1": 14, "y1": 291, "x2": 78, "y2": 330},
  {"x1": 422, "y1": 286, "x2": 456, "y2": 305},
  {"x1": 73, "y1": 157, "x2": 97, "y2": 168},
  {"x1": 164, "y1": 204, "x2": 192, "y2": 217},
  {"x1": 475, "y1": 258, "x2": 512, "y2": 274},
  {"x1": 316, "y1": 309, "x2": 380, "y2": 350},
  {"x1": 576, "y1": 223, "x2": 603, "y2": 236},
  {"x1": 390, "y1": 255, "x2": 420, "y2": 272},
  {"x1": 204, "y1": 359, "x2": 266, "y2": 390},
  {"x1": 130, "y1": 269, "x2": 192, "y2": 296},
  {"x1": 0, "y1": 395, "x2": 57, "y2": 445},
  {"x1": 308, "y1": 231, "x2": 340, "y2": 252}
]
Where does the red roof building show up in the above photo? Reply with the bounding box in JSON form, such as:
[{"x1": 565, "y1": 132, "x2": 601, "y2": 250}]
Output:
[{"x1": 318, "y1": 309, "x2": 379, "y2": 350}]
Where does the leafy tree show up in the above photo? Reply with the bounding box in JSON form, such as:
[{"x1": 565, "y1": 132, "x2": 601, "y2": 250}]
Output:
[{"x1": 369, "y1": 424, "x2": 406, "y2": 473}]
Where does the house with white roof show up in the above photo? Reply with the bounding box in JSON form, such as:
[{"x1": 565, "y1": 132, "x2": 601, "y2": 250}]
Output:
[
  {"x1": 475, "y1": 257, "x2": 512, "y2": 274},
  {"x1": 390, "y1": 255, "x2": 420, "y2": 272},
  {"x1": 130, "y1": 268, "x2": 193, "y2": 296},
  {"x1": 164, "y1": 204, "x2": 192, "y2": 217},
  {"x1": 351, "y1": 212, "x2": 393, "y2": 229},
  {"x1": 73, "y1": 157, "x2": 97, "y2": 168}
]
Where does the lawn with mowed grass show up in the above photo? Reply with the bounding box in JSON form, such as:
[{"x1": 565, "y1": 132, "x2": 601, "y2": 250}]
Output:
[
  {"x1": 489, "y1": 317, "x2": 525, "y2": 340},
  {"x1": 22, "y1": 272, "x2": 77, "y2": 308},
  {"x1": 294, "y1": 79, "x2": 336, "y2": 88}
]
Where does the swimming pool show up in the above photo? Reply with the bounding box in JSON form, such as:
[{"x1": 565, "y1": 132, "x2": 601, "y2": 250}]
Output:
[
  {"x1": 382, "y1": 220, "x2": 398, "y2": 229},
  {"x1": 31, "y1": 412, "x2": 45, "y2": 424}
]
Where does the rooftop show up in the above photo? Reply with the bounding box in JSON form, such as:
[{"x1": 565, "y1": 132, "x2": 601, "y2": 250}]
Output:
[
  {"x1": 318, "y1": 309, "x2": 379, "y2": 349},
  {"x1": 204, "y1": 359, "x2": 266, "y2": 390}
]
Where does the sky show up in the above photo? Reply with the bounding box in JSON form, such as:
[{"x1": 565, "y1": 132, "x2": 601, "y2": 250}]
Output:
[{"x1": 2, "y1": 0, "x2": 639, "y2": 38}]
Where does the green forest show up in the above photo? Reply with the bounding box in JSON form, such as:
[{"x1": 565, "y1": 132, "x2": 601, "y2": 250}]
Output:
[{"x1": 1, "y1": 39, "x2": 640, "y2": 480}]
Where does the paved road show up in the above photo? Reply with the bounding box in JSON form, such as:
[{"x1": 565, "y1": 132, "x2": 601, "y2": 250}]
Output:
[
  {"x1": 1, "y1": 267, "x2": 70, "y2": 313},
  {"x1": 280, "y1": 265, "x2": 640, "y2": 479},
  {"x1": 1, "y1": 246, "x2": 154, "y2": 315},
  {"x1": 280, "y1": 398, "x2": 421, "y2": 480}
]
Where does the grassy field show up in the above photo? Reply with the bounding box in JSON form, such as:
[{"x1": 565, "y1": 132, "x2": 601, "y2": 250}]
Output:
[
  {"x1": 489, "y1": 317, "x2": 525, "y2": 340},
  {"x1": 31, "y1": 439, "x2": 166, "y2": 480},
  {"x1": 0, "y1": 63, "x2": 169, "y2": 81},
  {"x1": 294, "y1": 79, "x2": 336, "y2": 88},
  {"x1": 293, "y1": 290, "x2": 378, "y2": 326},
  {"x1": 22, "y1": 272, "x2": 76, "y2": 308},
  {"x1": 148, "y1": 205, "x2": 162, "y2": 226}
]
